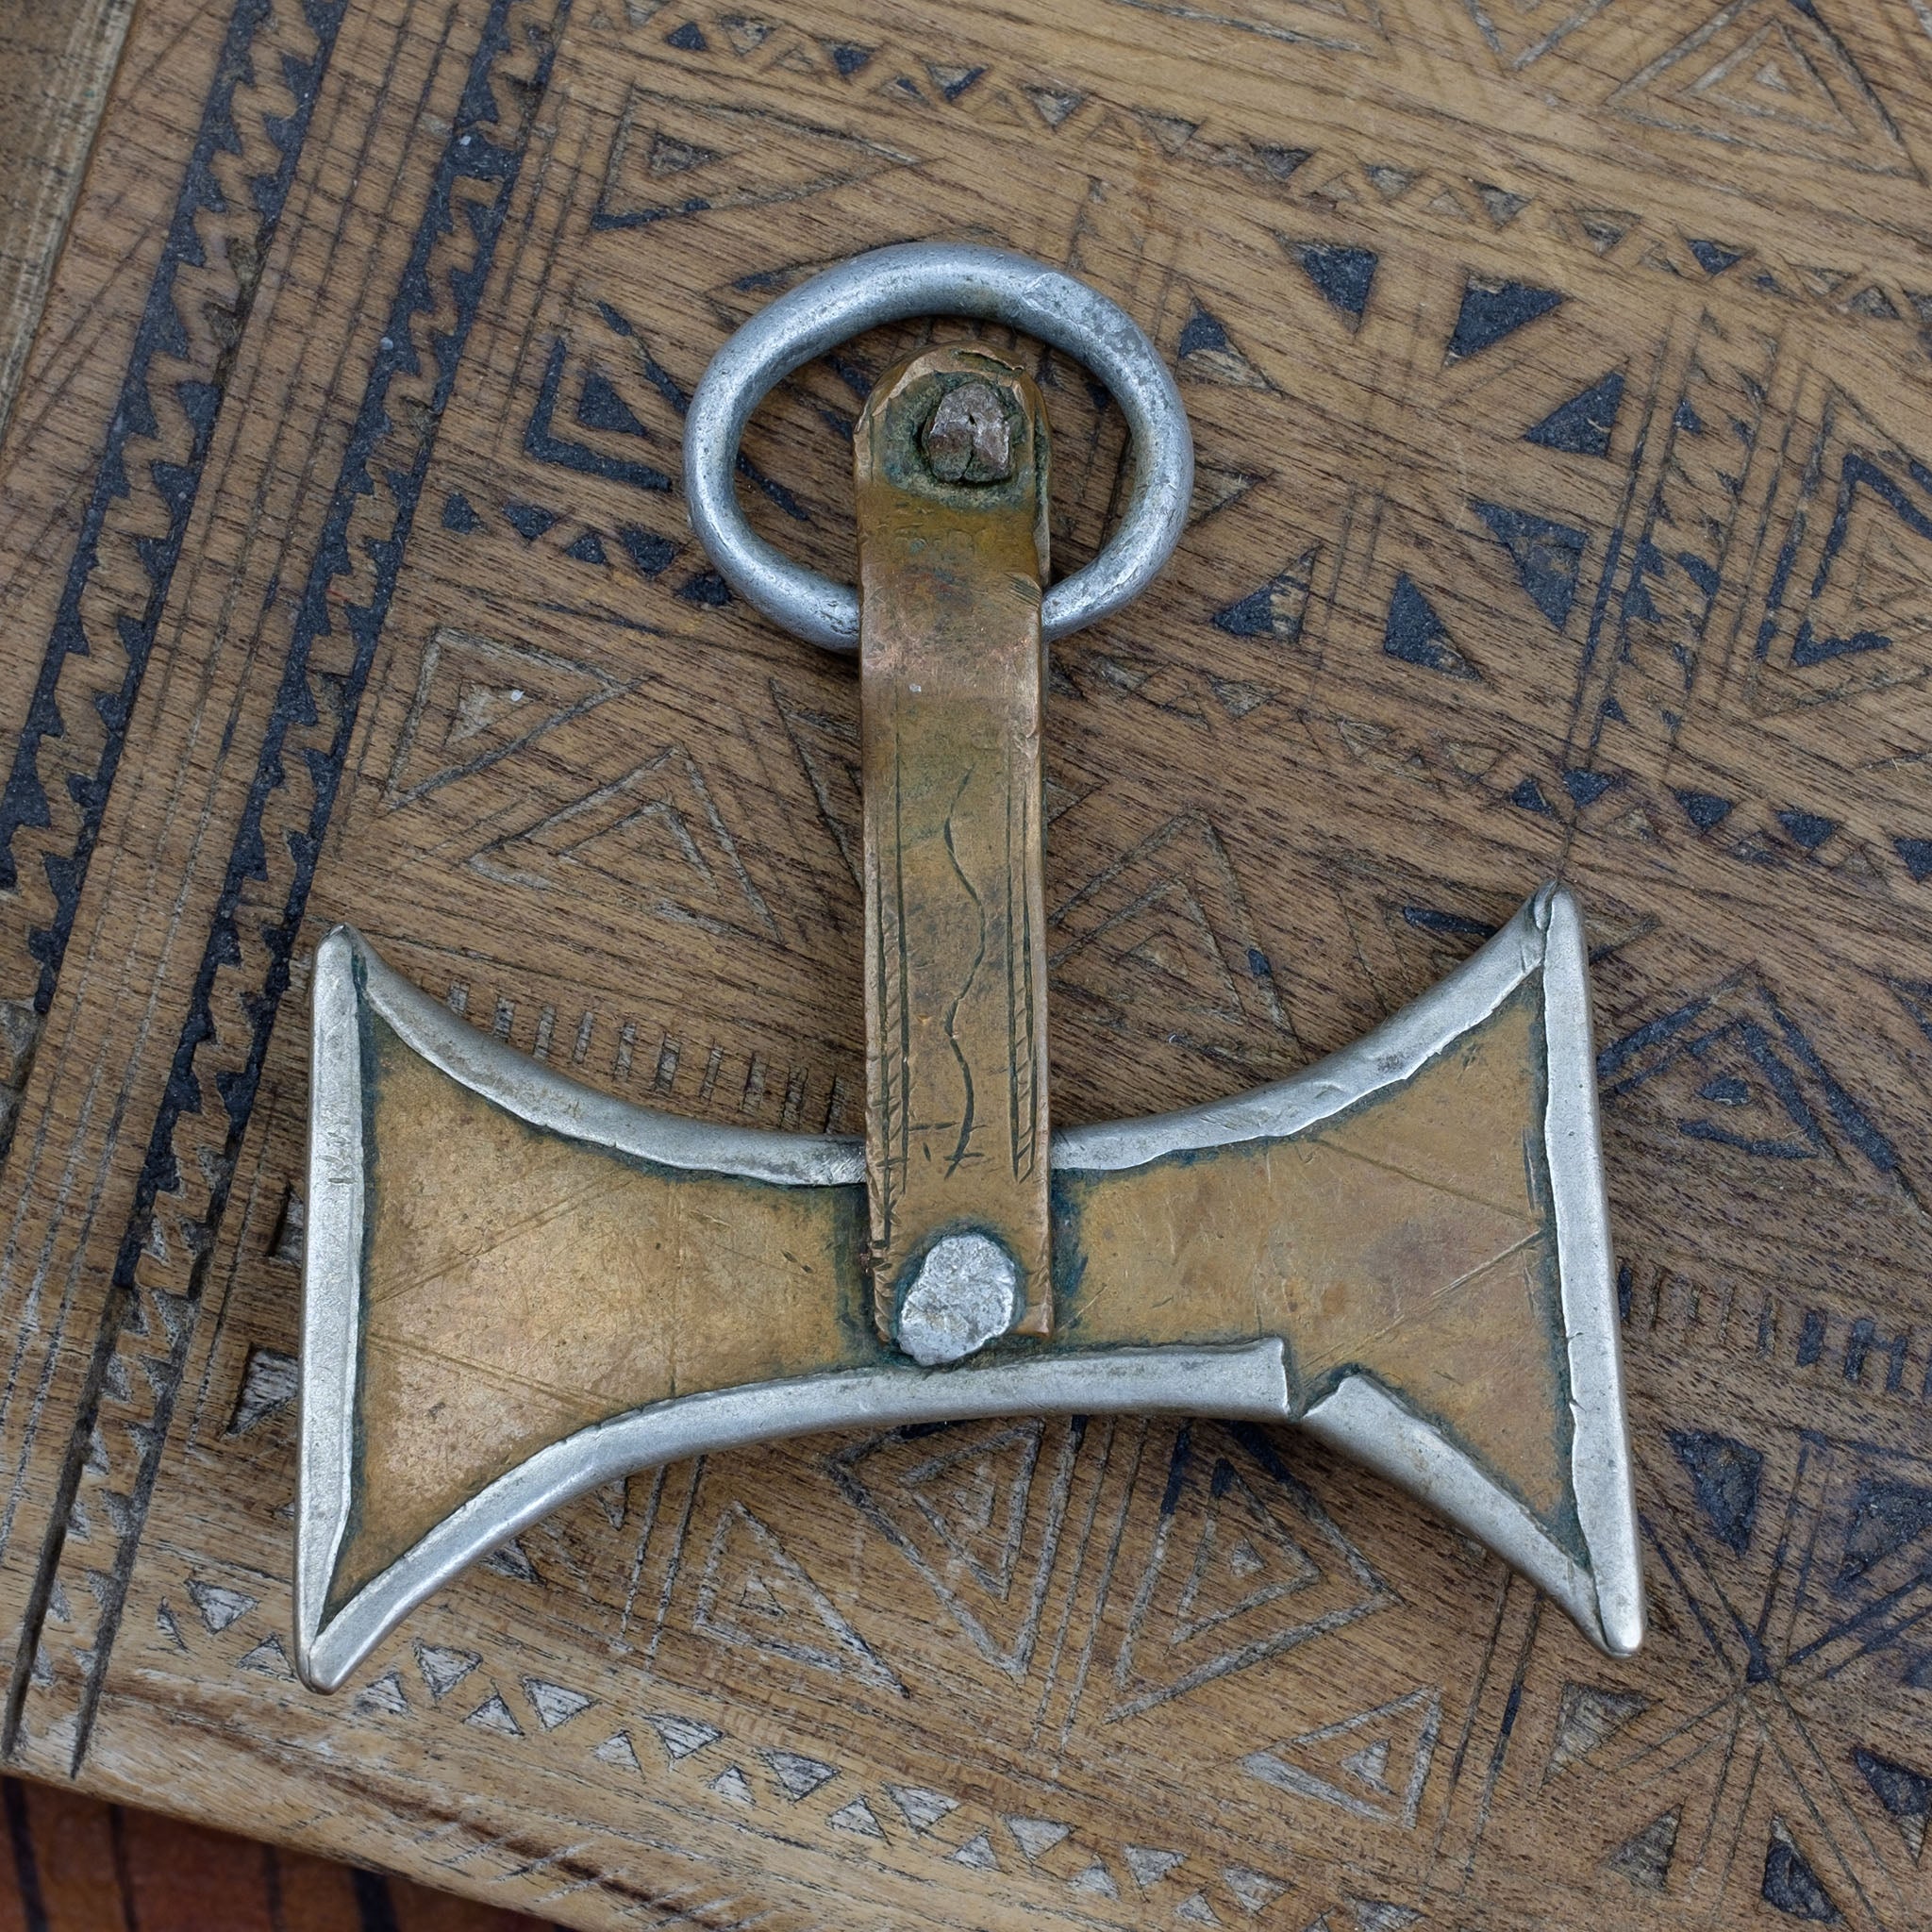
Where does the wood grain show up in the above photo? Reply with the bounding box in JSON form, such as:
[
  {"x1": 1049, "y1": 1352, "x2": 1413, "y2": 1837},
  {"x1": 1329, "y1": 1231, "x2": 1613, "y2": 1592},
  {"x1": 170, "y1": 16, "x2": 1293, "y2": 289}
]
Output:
[
  {"x1": 0, "y1": 0, "x2": 133, "y2": 444},
  {"x1": 2, "y1": 0, "x2": 1932, "y2": 1926},
  {"x1": 0, "y1": 1775, "x2": 547, "y2": 1930}
]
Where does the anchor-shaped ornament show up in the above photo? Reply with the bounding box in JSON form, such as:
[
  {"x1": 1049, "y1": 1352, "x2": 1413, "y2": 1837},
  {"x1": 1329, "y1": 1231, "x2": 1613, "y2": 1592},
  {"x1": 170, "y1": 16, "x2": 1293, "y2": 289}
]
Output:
[{"x1": 294, "y1": 245, "x2": 1644, "y2": 1691}]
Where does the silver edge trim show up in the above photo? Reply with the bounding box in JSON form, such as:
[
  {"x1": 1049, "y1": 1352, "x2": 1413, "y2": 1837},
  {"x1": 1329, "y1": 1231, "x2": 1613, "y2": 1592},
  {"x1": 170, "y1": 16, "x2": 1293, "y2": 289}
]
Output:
[
  {"x1": 294, "y1": 930, "x2": 364, "y2": 1667},
  {"x1": 1056, "y1": 891, "x2": 1548, "y2": 1174},
  {"x1": 350, "y1": 928, "x2": 863, "y2": 1189},
  {"x1": 1298, "y1": 1374, "x2": 1612, "y2": 1646},
  {"x1": 344, "y1": 896, "x2": 1552, "y2": 1190},
  {"x1": 297, "y1": 1341, "x2": 1291, "y2": 1691},
  {"x1": 1540, "y1": 887, "x2": 1646, "y2": 1657},
  {"x1": 299, "y1": 893, "x2": 1644, "y2": 1685}
]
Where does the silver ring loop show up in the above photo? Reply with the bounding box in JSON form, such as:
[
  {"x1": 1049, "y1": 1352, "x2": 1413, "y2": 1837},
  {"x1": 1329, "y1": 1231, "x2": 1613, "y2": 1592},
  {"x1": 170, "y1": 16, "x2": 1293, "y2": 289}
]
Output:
[{"x1": 683, "y1": 242, "x2": 1193, "y2": 652}]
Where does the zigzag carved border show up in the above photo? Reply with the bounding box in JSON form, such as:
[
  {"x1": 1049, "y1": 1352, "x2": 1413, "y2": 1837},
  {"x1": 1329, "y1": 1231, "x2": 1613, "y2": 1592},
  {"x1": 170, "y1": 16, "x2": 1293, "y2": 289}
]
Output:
[{"x1": 0, "y1": 0, "x2": 575, "y2": 1774}]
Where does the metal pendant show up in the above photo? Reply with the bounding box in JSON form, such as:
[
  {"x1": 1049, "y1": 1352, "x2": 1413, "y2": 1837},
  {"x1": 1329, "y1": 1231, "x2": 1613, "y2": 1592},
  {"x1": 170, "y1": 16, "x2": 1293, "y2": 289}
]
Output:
[{"x1": 294, "y1": 243, "x2": 1643, "y2": 1692}]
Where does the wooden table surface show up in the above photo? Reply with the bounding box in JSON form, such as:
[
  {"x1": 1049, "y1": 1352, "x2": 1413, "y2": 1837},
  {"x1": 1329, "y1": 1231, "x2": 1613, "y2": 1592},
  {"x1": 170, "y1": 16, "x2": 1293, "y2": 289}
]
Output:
[{"x1": 2, "y1": 0, "x2": 1931, "y2": 1926}]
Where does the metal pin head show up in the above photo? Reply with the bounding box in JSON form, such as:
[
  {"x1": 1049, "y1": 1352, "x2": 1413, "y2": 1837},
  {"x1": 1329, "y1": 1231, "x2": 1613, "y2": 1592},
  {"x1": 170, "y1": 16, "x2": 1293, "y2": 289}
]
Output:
[
  {"x1": 921, "y1": 380, "x2": 1014, "y2": 484},
  {"x1": 894, "y1": 1232, "x2": 1019, "y2": 1366}
]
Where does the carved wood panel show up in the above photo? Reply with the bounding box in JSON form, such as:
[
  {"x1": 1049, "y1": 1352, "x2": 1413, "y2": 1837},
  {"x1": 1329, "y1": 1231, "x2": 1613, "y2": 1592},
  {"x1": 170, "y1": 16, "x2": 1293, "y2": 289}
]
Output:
[{"x1": 2, "y1": 0, "x2": 1931, "y2": 1925}]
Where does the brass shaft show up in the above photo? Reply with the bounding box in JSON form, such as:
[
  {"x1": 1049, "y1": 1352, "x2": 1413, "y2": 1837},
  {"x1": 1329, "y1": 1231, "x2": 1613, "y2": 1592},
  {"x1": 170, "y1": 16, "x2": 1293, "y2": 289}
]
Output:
[{"x1": 855, "y1": 346, "x2": 1053, "y2": 1344}]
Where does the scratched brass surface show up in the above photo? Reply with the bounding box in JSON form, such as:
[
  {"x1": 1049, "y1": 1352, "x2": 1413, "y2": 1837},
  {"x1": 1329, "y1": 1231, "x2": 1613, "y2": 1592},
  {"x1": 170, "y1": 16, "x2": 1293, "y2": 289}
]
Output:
[
  {"x1": 858, "y1": 348, "x2": 1054, "y2": 1337},
  {"x1": 341, "y1": 1013, "x2": 870, "y2": 1603},
  {"x1": 1061, "y1": 983, "x2": 1569, "y2": 1532}
]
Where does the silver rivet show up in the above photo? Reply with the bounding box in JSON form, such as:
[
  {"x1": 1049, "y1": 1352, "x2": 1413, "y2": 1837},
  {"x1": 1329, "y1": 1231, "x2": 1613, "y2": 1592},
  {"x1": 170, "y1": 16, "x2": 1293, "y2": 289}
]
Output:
[
  {"x1": 894, "y1": 1232, "x2": 1019, "y2": 1366},
  {"x1": 922, "y1": 381, "x2": 1013, "y2": 484}
]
